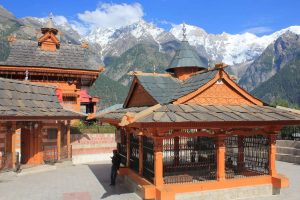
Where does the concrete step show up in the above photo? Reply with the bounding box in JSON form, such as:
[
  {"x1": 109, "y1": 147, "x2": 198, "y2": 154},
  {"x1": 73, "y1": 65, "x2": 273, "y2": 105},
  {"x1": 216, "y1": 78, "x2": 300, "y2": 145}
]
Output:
[
  {"x1": 276, "y1": 147, "x2": 300, "y2": 155},
  {"x1": 18, "y1": 164, "x2": 56, "y2": 176},
  {"x1": 276, "y1": 140, "x2": 300, "y2": 149},
  {"x1": 276, "y1": 153, "x2": 300, "y2": 164},
  {"x1": 72, "y1": 143, "x2": 116, "y2": 149}
]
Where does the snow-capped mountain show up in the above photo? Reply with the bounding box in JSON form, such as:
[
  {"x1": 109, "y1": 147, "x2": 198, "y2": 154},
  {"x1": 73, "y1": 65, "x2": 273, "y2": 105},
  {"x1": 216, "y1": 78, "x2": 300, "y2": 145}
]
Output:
[
  {"x1": 84, "y1": 20, "x2": 176, "y2": 58},
  {"x1": 170, "y1": 24, "x2": 300, "y2": 66},
  {"x1": 83, "y1": 20, "x2": 300, "y2": 74}
]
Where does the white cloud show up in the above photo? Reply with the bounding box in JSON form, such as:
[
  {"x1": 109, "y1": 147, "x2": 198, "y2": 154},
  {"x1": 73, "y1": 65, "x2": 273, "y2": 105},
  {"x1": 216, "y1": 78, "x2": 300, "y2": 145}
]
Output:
[
  {"x1": 243, "y1": 26, "x2": 273, "y2": 35},
  {"x1": 77, "y1": 3, "x2": 144, "y2": 29}
]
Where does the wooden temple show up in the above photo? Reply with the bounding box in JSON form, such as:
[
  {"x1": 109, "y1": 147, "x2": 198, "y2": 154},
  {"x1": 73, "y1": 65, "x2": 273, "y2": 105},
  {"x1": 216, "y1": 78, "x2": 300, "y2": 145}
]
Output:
[
  {"x1": 96, "y1": 30, "x2": 300, "y2": 199},
  {"x1": 0, "y1": 16, "x2": 103, "y2": 169},
  {"x1": 0, "y1": 78, "x2": 83, "y2": 170},
  {"x1": 0, "y1": 16, "x2": 103, "y2": 114}
]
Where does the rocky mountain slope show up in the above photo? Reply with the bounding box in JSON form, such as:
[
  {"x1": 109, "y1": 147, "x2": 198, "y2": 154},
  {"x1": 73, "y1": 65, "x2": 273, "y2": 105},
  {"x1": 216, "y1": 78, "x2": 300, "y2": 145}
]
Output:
[
  {"x1": 1, "y1": 5, "x2": 300, "y2": 108},
  {"x1": 252, "y1": 54, "x2": 300, "y2": 105},
  {"x1": 240, "y1": 32, "x2": 300, "y2": 91}
]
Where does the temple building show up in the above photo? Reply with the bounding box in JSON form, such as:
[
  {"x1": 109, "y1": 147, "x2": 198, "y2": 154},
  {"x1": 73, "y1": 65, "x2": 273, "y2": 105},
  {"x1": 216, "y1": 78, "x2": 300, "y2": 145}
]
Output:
[
  {"x1": 0, "y1": 78, "x2": 82, "y2": 169},
  {"x1": 0, "y1": 16, "x2": 103, "y2": 114},
  {"x1": 95, "y1": 27, "x2": 300, "y2": 200}
]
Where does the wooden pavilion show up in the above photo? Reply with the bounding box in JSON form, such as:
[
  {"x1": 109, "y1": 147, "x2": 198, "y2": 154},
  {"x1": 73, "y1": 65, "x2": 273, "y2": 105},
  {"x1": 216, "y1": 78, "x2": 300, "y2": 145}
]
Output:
[
  {"x1": 0, "y1": 16, "x2": 103, "y2": 114},
  {"x1": 0, "y1": 78, "x2": 83, "y2": 170},
  {"x1": 96, "y1": 32, "x2": 300, "y2": 199}
]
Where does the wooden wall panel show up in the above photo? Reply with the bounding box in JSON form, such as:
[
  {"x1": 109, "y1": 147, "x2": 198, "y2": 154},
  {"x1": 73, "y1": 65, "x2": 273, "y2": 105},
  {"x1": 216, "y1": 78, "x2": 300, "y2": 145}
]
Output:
[
  {"x1": 186, "y1": 81, "x2": 254, "y2": 105},
  {"x1": 127, "y1": 84, "x2": 157, "y2": 107}
]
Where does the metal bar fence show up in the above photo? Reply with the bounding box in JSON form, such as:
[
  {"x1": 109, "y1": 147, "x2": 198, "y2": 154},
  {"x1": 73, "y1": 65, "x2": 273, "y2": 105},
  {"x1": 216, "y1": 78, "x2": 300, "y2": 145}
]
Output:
[
  {"x1": 142, "y1": 136, "x2": 154, "y2": 183},
  {"x1": 129, "y1": 134, "x2": 139, "y2": 173},
  {"x1": 225, "y1": 135, "x2": 270, "y2": 179},
  {"x1": 0, "y1": 152, "x2": 12, "y2": 172},
  {"x1": 279, "y1": 126, "x2": 300, "y2": 140},
  {"x1": 163, "y1": 136, "x2": 216, "y2": 184},
  {"x1": 43, "y1": 145, "x2": 72, "y2": 163},
  {"x1": 117, "y1": 132, "x2": 127, "y2": 166}
]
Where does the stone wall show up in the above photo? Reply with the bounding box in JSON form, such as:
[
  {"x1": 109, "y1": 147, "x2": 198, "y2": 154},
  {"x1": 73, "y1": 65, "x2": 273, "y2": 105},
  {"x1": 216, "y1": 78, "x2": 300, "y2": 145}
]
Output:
[
  {"x1": 71, "y1": 133, "x2": 116, "y2": 164},
  {"x1": 276, "y1": 140, "x2": 300, "y2": 164}
]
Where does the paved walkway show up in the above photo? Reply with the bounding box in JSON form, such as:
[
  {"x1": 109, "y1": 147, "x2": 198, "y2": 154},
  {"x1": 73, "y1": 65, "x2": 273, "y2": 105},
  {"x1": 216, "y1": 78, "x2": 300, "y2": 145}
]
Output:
[
  {"x1": 0, "y1": 161, "x2": 299, "y2": 200},
  {"x1": 0, "y1": 161, "x2": 140, "y2": 200},
  {"x1": 245, "y1": 161, "x2": 300, "y2": 200}
]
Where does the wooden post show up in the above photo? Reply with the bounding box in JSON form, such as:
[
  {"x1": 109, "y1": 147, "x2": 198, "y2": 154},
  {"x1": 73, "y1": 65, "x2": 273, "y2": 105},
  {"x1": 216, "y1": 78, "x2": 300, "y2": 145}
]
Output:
[
  {"x1": 57, "y1": 124, "x2": 61, "y2": 161},
  {"x1": 11, "y1": 122, "x2": 16, "y2": 169},
  {"x1": 139, "y1": 135, "x2": 143, "y2": 175},
  {"x1": 126, "y1": 132, "x2": 130, "y2": 167},
  {"x1": 154, "y1": 137, "x2": 164, "y2": 186},
  {"x1": 67, "y1": 120, "x2": 71, "y2": 159},
  {"x1": 237, "y1": 135, "x2": 244, "y2": 171},
  {"x1": 269, "y1": 134, "x2": 277, "y2": 176},
  {"x1": 216, "y1": 135, "x2": 226, "y2": 181}
]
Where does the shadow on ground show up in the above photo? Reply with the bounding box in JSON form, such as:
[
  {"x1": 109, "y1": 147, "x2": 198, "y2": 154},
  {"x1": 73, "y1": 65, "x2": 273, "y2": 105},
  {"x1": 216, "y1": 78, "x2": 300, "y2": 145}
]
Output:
[{"x1": 87, "y1": 163, "x2": 135, "y2": 199}]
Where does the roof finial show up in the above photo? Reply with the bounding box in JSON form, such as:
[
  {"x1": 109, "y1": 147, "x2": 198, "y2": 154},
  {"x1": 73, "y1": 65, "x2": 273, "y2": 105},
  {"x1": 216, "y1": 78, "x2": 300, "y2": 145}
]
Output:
[
  {"x1": 182, "y1": 23, "x2": 187, "y2": 41},
  {"x1": 45, "y1": 12, "x2": 55, "y2": 29}
]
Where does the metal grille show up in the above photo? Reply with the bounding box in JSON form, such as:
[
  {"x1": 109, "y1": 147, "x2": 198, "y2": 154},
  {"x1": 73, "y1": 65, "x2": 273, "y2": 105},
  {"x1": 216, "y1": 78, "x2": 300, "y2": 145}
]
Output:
[
  {"x1": 280, "y1": 126, "x2": 300, "y2": 140},
  {"x1": 143, "y1": 136, "x2": 154, "y2": 183},
  {"x1": 43, "y1": 145, "x2": 72, "y2": 163},
  {"x1": 0, "y1": 153, "x2": 12, "y2": 171},
  {"x1": 43, "y1": 146, "x2": 58, "y2": 163},
  {"x1": 225, "y1": 135, "x2": 270, "y2": 179},
  {"x1": 117, "y1": 132, "x2": 127, "y2": 166},
  {"x1": 129, "y1": 134, "x2": 139, "y2": 173},
  {"x1": 163, "y1": 136, "x2": 216, "y2": 184}
]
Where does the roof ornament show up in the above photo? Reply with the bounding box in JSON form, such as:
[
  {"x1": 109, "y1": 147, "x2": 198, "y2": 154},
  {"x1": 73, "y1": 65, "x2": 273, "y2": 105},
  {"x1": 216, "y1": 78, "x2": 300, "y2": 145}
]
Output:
[
  {"x1": 182, "y1": 23, "x2": 187, "y2": 41},
  {"x1": 45, "y1": 12, "x2": 55, "y2": 29},
  {"x1": 25, "y1": 70, "x2": 29, "y2": 81}
]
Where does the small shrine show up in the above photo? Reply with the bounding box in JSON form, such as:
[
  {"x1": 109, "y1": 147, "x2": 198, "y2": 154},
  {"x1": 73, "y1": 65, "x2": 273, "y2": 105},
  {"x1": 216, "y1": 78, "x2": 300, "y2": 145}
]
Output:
[
  {"x1": 0, "y1": 15, "x2": 103, "y2": 114},
  {"x1": 0, "y1": 78, "x2": 82, "y2": 170},
  {"x1": 95, "y1": 25, "x2": 300, "y2": 199}
]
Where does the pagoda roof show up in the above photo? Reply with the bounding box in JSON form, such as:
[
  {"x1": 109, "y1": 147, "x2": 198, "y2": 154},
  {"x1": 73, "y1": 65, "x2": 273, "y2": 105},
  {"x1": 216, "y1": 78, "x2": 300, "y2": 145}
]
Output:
[
  {"x1": 125, "y1": 69, "x2": 218, "y2": 106},
  {"x1": 166, "y1": 40, "x2": 208, "y2": 73},
  {"x1": 0, "y1": 77, "x2": 84, "y2": 120},
  {"x1": 98, "y1": 104, "x2": 300, "y2": 127},
  {"x1": 0, "y1": 40, "x2": 100, "y2": 71}
]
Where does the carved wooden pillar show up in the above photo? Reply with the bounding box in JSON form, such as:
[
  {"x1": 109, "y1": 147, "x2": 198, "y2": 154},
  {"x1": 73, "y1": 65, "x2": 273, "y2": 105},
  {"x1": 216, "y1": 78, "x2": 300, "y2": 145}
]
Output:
[
  {"x1": 216, "y1": 135, "x2": 226, "y2": 181},
  {"x1": 67, "y1": 120, "x2": 71, "y2": 159},
  {"x1": 57, "y1": 124, "x2": 61, "y2": 161},
  {"x1": 269, "y1": 134, "x2": 277, "y2": 176},
  {"x1": 139, "y1": 134, "x2": 143, "y2": 175},
  {"x1": 154, "y1": 137, "x2": 164, "y2": 186},
  {"x1": 11, "y1": 122, "x2": 17, "y2": 169}
]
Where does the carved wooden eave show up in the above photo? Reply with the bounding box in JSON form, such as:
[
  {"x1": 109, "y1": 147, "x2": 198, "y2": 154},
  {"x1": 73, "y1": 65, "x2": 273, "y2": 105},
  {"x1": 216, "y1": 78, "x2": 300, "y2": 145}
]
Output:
[
  {"x1": 0, "y1": 65, "x2": 103, "y2": 79},
  {"x1": 119, "y1": 104, "x2": 162, "y2": 127}
]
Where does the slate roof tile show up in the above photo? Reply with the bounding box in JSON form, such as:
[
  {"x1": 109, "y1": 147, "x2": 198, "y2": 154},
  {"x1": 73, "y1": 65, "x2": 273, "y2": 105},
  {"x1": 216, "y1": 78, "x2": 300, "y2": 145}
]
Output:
[
  {"x1": 100, "y1": 104, "x2": 300, "y2": 124},
  {"x1": 0, "y1": 77, "x2": 83, "y2": 118},
  {"x1": 1, "y1": 40, "x2": 99, "y2": 71}
]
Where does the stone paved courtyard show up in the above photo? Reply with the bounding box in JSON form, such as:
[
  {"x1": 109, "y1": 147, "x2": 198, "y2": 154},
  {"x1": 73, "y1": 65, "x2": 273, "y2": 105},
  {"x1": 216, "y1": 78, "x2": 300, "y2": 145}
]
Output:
[{"x1": 0, "y1": 161, "x2": 299, "y2": 200}]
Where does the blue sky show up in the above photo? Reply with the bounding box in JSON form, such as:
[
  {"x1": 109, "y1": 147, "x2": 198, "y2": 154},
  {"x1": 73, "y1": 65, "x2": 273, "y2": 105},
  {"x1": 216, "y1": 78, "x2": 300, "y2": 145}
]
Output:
[{"x1": 1, "y1": 0, "x2": 299, "y2": 35}]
